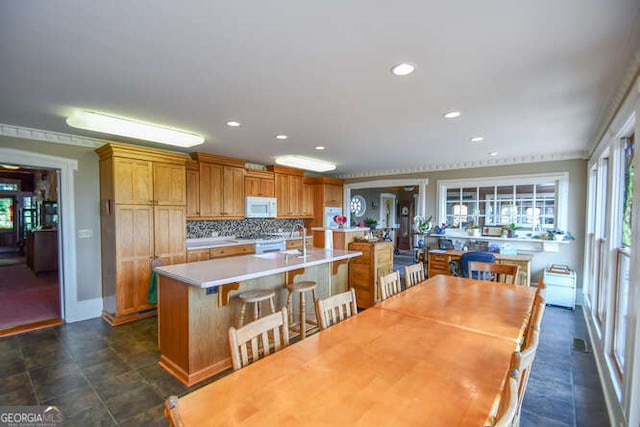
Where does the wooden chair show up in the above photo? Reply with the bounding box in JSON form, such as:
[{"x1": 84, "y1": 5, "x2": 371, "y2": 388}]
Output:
[
  {"x1": 376, "y1": 265, "x2": 393, "y2": 301},
  {"x1": 522, "y1": 293, "x2": 546, "y2": 350},
  {"x1": 467, "y1": 261, "x2": 520, "y2": 284},
  {"x1": 228, "y1": 307, "x2": 289, "y2": 371},
  {"x1": 315, "y1": 288, "x2": 357, "y2": 330},
  {"x1": 536, "y1": 278, "x2": 547, "y2": 298},
  {"x1": 512, "y1": 327, "x2": 541, "y2": 426},
  {"x1": 404, "y1": 263, "x2": 425, "y2": 288},
  {"x1": 492, "y1": 369, "x2": 520, "y2": 427},
  {"x1": 164, "y1": 395, "x2": 185, "y2": 427},
  {"x1": 378, "y1": 270, "x2": 401, "y2": 301}
]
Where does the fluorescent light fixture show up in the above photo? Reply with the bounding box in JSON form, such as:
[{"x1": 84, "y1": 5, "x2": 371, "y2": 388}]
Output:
[
  {"x1": 226, "y1": 120, "x2": 241, "y2": 127},
  {"x1": 275, "y1": 134, "x2": 288, "y2": 140},
  {"x1": 1, "y1": 164, "x2": 20, "y2": 170},
  {"x1": 66, "y1": 111, "x2": 204, "y2": 147},
  {"x1": 315, "y1": 146, "x2": 326, "y2": 151},
  {"x1": 443, "y1": 111, "x2": 461, "y2": 119},
  {"x1": 275, "y1": 155, "x2": 336, "y2": 172},
  {"x1": 470, "y1": 136, "x2": 485, "y2": 143},
  {"x1": 391, "y1": 63, "x2": 416, "y2": 76}
]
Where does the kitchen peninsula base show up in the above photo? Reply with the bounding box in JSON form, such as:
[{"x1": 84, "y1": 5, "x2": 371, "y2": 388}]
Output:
[{"x1": 155, "y1": 250, "x2": 359, "y2": 386}]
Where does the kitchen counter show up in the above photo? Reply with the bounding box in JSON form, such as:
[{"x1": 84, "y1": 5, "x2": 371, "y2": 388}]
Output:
[
  {"x1": 156, "y1": 248, "x2": 362, "y2": 288},
  {"x1": 155, "y1": 246, "x2": 362, "y2": 386}
]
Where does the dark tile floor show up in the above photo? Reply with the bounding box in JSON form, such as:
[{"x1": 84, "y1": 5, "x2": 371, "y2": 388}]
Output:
[{"x1": 0, "y1": 305, "x2": 608, "y2": 426}]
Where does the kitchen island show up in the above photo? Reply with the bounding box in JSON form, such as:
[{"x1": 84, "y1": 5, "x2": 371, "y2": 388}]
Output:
[{"x1": 154, "y1": 247, "x2": 362, "y2": 385}]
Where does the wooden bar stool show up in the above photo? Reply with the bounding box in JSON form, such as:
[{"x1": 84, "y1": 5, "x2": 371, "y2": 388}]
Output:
[
  {"x1": 285, "y1": 281, "x2": 318, "y2": 340},
  {"x1": 237, "y1": 289, "x2": 277, "y2": 327}
]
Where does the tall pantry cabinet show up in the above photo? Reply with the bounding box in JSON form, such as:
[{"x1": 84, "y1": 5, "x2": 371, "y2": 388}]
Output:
[{"x1": 96, "y1": 143, "x2": 188, "y2": 325}]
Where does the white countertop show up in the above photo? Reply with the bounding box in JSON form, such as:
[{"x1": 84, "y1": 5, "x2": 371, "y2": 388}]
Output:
[{"x1": 155, "y1": 248, "x2": 362, "y2": 288}]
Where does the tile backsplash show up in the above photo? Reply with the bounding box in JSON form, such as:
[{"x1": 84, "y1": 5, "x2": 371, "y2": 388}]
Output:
[{"x1": 187, "y1": 218, "x2": 306, "y2": 238}]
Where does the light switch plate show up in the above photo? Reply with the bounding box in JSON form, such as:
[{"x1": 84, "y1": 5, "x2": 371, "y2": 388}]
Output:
[{"x1": 78, "y1": 229, "x2": 93, "y2": 238}]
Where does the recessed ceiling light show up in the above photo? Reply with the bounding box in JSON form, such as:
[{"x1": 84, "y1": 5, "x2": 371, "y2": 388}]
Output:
[
  {"x1": 391, "y1": 63, "x2": 416, "y2": 76},
  {"x1": 489, "y1": 151, "x2": 498, "y2": 157},
  {"x1": 443, "y1": 111, "x2": 461, "y2": 119},
  {"x1": 275, "y1": 155, "x2": 336, "y2": 172},
  {"x1": 470, "y1": 137, "x2": 485, "y2": 143},
  {"x1": 275, "y1": 134, "x2": 288, "y2": 140},
  {"x1": 66, "y1": 111, "x2": 204, "y2": 147},
  {"x1": 226, "y1": 121, "x2": 241, "y2": 127},
  {"x1": 315, "y1": 146, "x2": 326, "y2": 151}
]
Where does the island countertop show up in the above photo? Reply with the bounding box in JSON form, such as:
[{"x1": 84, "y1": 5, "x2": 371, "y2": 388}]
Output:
[{"x1": 155, "y1": 248, "x2": 362, "y2": 288}]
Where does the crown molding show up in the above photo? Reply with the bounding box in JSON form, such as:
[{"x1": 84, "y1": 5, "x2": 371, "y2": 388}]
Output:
[
  {"x1": 589, "y1": 51, "x2": 640, "y2": 156},
  {"x1": 0, "y1": 123, "x2": 106, "y2": 148},
  {"x1": 334, "y1": 151, "x2": 587, "y2": 179}
]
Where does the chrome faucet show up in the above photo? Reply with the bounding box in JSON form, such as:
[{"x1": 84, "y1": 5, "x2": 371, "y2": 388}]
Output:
[{"x1": 290, "y1": 223, "x2": 307, "y2": 257}]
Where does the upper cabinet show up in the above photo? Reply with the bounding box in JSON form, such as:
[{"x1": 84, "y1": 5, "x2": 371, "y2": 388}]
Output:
[
  {"x1": 302, "y1": 179, "x2": 314, "y2": 218},
  {"x1": 310, "y1": 177, "x2": 344, "y2": 228},
  {"x1": 268, "y1": 165, "x2": 305, "y2": 218},
  {"x1": 245, "y1": 169, "x2": 275, "y2": 197},
  {"x1": 185, "y1": 160, "x2": 200, "y2": 217},
  {"x1": 189, "y1": 153, "x2": 246, "y2": 220}
]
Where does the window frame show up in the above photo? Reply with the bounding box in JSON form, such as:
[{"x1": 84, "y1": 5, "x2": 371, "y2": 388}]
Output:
[{"x1": 436, "y1": 172, "x2": 569, "y2": 233}]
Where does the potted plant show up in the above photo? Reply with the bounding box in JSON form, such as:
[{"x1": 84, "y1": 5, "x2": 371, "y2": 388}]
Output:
[
  {"x1": 364, "y1": 217, "x2": 378, "y2": 230},
  {"x1": 505, "y1": 223, "x2": 521, "y2": 238}
]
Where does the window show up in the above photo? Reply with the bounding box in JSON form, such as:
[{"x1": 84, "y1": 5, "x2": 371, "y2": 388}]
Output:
[
  {"x1": 350, "y1": 195, "x2": 366, "y2": 217},
  {"x1": 0, "y1": 197, "x2": 14, "y2": 230},
  {"x1": 438, "y1": 173, "x2": 568, "y2": 233}
]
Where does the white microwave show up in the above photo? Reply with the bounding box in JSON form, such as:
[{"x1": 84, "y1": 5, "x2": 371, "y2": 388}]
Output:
[{"x1": 245, "y1": 196, "x2": 277, "y2": 218}]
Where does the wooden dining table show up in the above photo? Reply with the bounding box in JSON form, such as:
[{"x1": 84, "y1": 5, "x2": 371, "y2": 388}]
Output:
[{"x1": 169, "y1": 275, "x2": 538, "y2": 426}]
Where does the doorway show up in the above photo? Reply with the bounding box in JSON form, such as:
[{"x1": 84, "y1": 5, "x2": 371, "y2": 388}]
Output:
[{"x1": 0, "y1": 165, "x2": 63, "y2": 335}]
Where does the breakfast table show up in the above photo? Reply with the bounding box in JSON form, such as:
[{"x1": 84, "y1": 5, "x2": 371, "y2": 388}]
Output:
[{"x1": 167, "y1": 275, "x2": 538, "y2": 426}]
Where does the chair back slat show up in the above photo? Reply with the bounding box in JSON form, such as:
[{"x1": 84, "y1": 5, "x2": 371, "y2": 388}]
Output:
[
  {"x1": 404, "y1": 263, "x2": 425, "y2": 288},
  {"x1": 228, "y1": 308, "x2": 289, "y2": 370},
  {"x1": 316, "y1": 289, "x2": 357, "y2": 329},
  {"x1": 493, "y1": 369, "x2": 520, "y2": 427},
  {"x1": 467, "y1": 261, "x2": 520, "y2": 284},
  {"x1": 511, "y1": 327, "x2": 540, "y2": 425},
  {"x1": 379, "y1": 270, "x2": 401, "y2": 301}
]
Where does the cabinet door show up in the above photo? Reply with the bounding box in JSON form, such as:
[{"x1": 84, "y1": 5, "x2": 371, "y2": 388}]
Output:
[
  {"x1": 245, "y1": 176, "x2": 261, "y2": 197},
  {"x1": 199, "y1": 163, "x2": 224, "y2": 217},
  {"x1": 289, "y1": 175, "x2": 303, "y2": 216},
  {"x1": 259, "y1": 178, "x2": 275, "y2": 197},
  {"x1": 275, "y1": 174, "x2": 291, "y2": 217},
  {"x1": 113, "y1": 158, "x2": 153, "y2": 204},
  {"x1": 187, "y1": 249, "x2": 210, "y2": 263},
  {"x1": 325, "y1": 184, "x2": 343, "y2": 207},
  {"x1": 115, "y1": 205, "x2": 154, "y2": 315},
  {"x1": 154, "y1": 163, "x2": 186, "y2": 206},
  {"x1": 154, "y1": 206, "x2": 186, "y2": 266},
  {"x1": 186, "y1": 169, "x2": 200, "y2": 217},
  {"x1": 223, "y1": 166, "x2": 245, "y2": 217},
  {"x1": 302, "y1": 182, "x2": 314, "y2": 217}
]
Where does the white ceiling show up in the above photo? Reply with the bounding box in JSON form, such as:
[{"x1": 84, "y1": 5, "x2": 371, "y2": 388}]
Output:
[{"x1": 1, "y1": 1, "x2": 639, "y2": 177}]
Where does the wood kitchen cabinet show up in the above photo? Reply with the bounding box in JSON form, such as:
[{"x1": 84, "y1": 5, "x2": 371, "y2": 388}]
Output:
[
  {"x1": 302, "y1": 179, "x2": 314, "y2": 218},
  {"x1": 245, "y1": 169, "x2": 275, "y2": 197},
  {"x1": 191, "y1": 153, "x2": 246, "y2": 219},
  {"x1": 187, "y1": 243, "x2": 256, "y2": 263},
  {"x1": 268, "y1": 165, "x2": 305, "y2": 218},
  {"x1": 185, "y1": 160, "x2": 200, "y2": 218},
  {"x1": 348, "y1": 241, "x2": 393, "y2": 308},
  {"x1": 96, "y1": 143, "x2": 188, "y2": 325},
  {"x1": 309, "y1": 177, "x2": 344, "y2": 228}
]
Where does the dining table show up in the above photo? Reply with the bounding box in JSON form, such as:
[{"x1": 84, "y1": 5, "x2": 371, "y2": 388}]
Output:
[{"x1": 167, "y1": 274, "x2": 538, "y2": 426}]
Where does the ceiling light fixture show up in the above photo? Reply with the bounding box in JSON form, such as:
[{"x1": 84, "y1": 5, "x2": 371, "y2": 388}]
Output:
[
  {"x1": 470, "y1": 136, "x2": 485, "y2": 143},
  {"x1": 275, "y1": 134, "x2": 288, "y2": 140},
  {"x1": 1, "y1": 164, "x2": 20, "y2": 170},
  {"x1": 226, "y1": 120, "x2": 241, "y2": 127},
  {"x1": 275, "y1": 155, "x2": 336, "y2": 172},
  {"x1": 489, "y1": 151, "x2": 498, "y2": 157},
  {"x1": 443, "y1": 111, "x2": 461, "y2": 119},
  {"x1": 315, "y1": 146, "x2": 326, "y2": 151},
  {"x1": 66, "y1": 111, "x2": 204, "y2": 147},
  {"x1": 391, "y1": 63, "x2": 416, "y2": 76}
]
